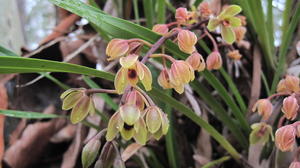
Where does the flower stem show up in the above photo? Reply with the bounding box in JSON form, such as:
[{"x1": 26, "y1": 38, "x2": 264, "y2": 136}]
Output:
[{"x1": 85, "y1": 89, "x2": 118, "y2": 95}]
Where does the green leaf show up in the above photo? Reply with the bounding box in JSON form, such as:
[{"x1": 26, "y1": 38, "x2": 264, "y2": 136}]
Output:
[
  {"x1": 202, "y1": 156, "x2": 231, "y2": 168},
  {"x1": 194, "y1": 0, "x2": 203, "y2": 7},
  {"x1": 132, "y1": 0, "x2": 140, "y2": 24},
  {"x1": 202, "y1": 70, "x2": 250, "y2": 133},
  {"x1": 0, "y1": 110, "x2": 61, "y2": 119},
  {"x1": 271, "y1": 2, "x2": 300, "y2": 93},
  {"x1": 143, "y1": 0, "x2": 154, "y2": 28},
  {"x1": 190, "y1": 81, "x2": 248, "y2": 148},
  {"x1": 0, "y1": 46, "x2": 19, "y2": 56},
  {"x1": 149, "y1": 88, "x2": 241, "y2": 160},
  {"x1": 157, "y1": 0, "x2": 166, "y2": 24},
  {"x1": 49, "y1": 0, "x2": 186, "y2": 59},
  {"x1": 0, "y1": 56, "x2": 114, "y2": 81}
]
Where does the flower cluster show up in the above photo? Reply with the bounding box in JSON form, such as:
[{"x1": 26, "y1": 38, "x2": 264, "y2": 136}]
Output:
[
  {"x1": 61, "y1": 88, "x2": 95, "y2": 124},
  {"x1": 106, "y1": 89, "x2": 169, "y2": 145},
  {"x1": 252, "y1": 75, "x2": 300, "y2": 155},
  {"x1": 60, "y1": 3, "x2": 247, "y2": 147}
]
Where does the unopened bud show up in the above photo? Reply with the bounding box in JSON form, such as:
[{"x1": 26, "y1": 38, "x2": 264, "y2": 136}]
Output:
[
  {"x1": 206, "y1": 51, "x2": 222, "y2": 70},
  {"x1": 277, "y1": 79, "x2": 288, "y2": 93},
  {"x1": 233, "y1": 26, "x2": 246, "y2": 43},
  {"x1": 236, "y1": 15, "x2": 247, "y2": 26},
  {"x1": 175, "y1": 7, "x2": 189, "y2": 24},
  {"x1": 186, "y1": 52, "x2": 206, "y2": 71},
  {"x1": 82, "y1": 137, "x2": 101, "y2": 168},
  {"x1": 198, "y1": 2, "x2": 212, "y2": 18},
  {"x1": 106, "y1": 39, "x2": 129, "y2": 60},
  {"x1": 152, "y1": 24, "x2": 169, "y2": 35},
  {"x1": 227, "y1": 50, "x2": 242, "y2": 60},
  {"x1": 252, "y1": 99, "x2": 273, "y2": 120},
  {"x1": 158, "y1": 69, "x2": 173, "y2": 89},
  {"x1": 177, "y1": 30, "x2": 197, "y2": 54},
  {"x1": 275, "y1": 125, "x2": 296, "y2": 152},
  {"x1": 169, "y1": 60, "x2": 195, "y2": 87},
  {"x1": 285, "y1": 75, "x2": 300, "y2": 92},
  {"x1": 282, "y1": 95, "x2": 299, "y2": 120}
]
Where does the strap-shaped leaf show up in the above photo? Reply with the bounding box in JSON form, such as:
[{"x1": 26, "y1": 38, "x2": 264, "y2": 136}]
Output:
[
  {"x1": 0, "y1": 56, "x2": 114, "y2": 81},
  {"x1": 0, "y1": 110, "x2": 61, "y2": 119}
]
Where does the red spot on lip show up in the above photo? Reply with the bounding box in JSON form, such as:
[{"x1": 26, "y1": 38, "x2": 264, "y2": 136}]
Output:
[
  {"x1": 223, "y1": 20, "x2": 230, "y2": 27},
  {"x1": 128, "y1": 69, "x2": 137, "y2": 79}
]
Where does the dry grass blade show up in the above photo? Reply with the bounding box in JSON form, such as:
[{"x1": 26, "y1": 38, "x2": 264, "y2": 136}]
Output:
[{"x1": 121, "y1": 143, "x2": 143, "y2": 162}]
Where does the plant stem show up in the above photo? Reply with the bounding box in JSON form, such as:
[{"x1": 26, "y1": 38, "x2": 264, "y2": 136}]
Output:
[{"x1": 85, "y1": 88, "x2": 118, "y2": 95}]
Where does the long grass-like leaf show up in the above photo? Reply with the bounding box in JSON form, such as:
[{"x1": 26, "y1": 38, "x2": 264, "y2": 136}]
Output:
[
  {"x1": 0, "y1": 110, "x2": 62, "y2": 119},
  {"x1": 149, "y1": 88, "x2": 241, "y2": 160},
  {"x1": 163, "y1": 91, "x2": 179, "y2": 168},
  {"x1": 0, "y1": 56, "x2": 114, "y2": 81},
  {"x1": 132, "y1": 0, "x2": 140, "y2": 24},
  {"x1": 202, "y1": 156, "x2": 231, "y2": 168},
  {"x1": 202, "y1": 70, "x2": 250, "y2": 133},
  {"x1": 190, "y1": 82, "x2": 248, "y2": 148},
  {"x1": 143, "y1": 0, "x2": 154, "y2": 28},
  {"x1": 271, "y1": 2, "x2": 300, "y2": 93},
  {"x1": 157, "y1": 0, "x2": 166, "y2": 24}
]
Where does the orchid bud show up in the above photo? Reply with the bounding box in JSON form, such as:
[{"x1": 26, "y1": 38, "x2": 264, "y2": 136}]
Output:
[
  {"x1": 233, "y1": 26, "x2": 246, "y2": 43},
  {"x1": 252, "y1": 99, "x2": 273, "y2": 120},
  {"x1": 186, "y1": 52, "x2": 206, "y2": 72},
  {"x1": 175, "y1": 7, "x2": 189, "y2": 24},
  {"x1": 169, "y1": 60, "x2": 195, "y2": 87},
  {"x1": 177, "y1": 30, "x2": 197, "y2": 54},
  {"x1": 198, "y1": 2, "x2": 212, "y2": 18},
  {"x1": 277, "y1": 79, "x2": 288, "y2": 93},
  {"x1": 61, "y1": 88, "x2": 85, "y2": 110},
  {"x1": 82, "y1": 137, "x2": 101, "y2": 168},
  {"x1": 158, "y1": 69, "x2": 173, "y2": 89},
  {"x1": 227, "y1": 50, "x2": 242, "y2": 60},
  {"x1": 206, "y1": 51, "x2": 222, "y2": 70},
  {"x1": 152, "y1": 24, "x2": 169, "y2": 35},
  {"x1": 285, "y1": 75, "x2": 300, "y2": 92},
  {"x1": 249, "y1": 123, "x2": 273, "y2": 145},
  {"x1": 275, "y1": 125, "x2": 296, "y2": 152},
  {"x1": 106, "y1": 39, "x2": 129, "y2": 60},
  {"x1": 70, "y1": 94, "x2": 95, "y2": 124},
  {"x1": 282, "y1": 95, "x2": 299, "y2": 120},
  {"x1": 289, "y1": 161, "x2": 300, "y2": 168},
  {"x1": 293, "y1": 122, "x2": 300, "y2": 137}
]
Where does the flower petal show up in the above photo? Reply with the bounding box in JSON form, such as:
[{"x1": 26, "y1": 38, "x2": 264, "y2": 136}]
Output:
[
  {"x1": 139, "y1": 63, "x2": 152, "y2": 91},
  {"x1": 218, "y1": 5, "x2": 242, "y2": 19},
  {"x1": 119, "y1": 105, "x2": 140, "y2": 126},
  {"x1": 207, "y1": 18, "x2": 220, "y2": 31},
  {"x1": 106, "y1": 112, "x2": 124, "y2": 141},
  {"x1": 228, "y1": 17, "x2": 241, "y2": 27},
  {"x1": 221, "y1": 25, "x2": 236, "y2": 44},
  {"x1": 114, "y1": 68, "x2": 128, "y2": 94},
  {"x1": 70, "y1": 95, "x2": 91, "y2": 124},
  {"x1": 62, "y1": 91, "x2": 83, "y2": 110},
  {"x1": 120, "y1": 54, "x2": 139, "y2": 68},
  {"x1": 134, "y1": 118, "x2": 148, "y2": 145},
  {"x1": 145, "y1": 106, "x2": 162, "y2": 133}
]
